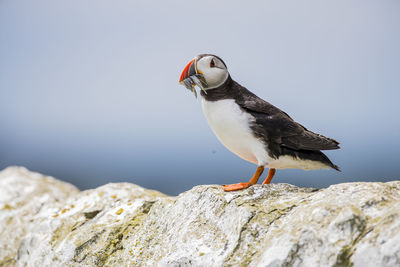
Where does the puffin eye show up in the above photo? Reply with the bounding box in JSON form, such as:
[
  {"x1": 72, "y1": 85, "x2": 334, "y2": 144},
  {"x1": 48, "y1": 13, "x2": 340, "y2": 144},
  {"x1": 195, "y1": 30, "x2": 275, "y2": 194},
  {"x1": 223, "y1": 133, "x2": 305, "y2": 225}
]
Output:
[{"x1": 210, "y1": 58, "x2": 215, "y2": 68}]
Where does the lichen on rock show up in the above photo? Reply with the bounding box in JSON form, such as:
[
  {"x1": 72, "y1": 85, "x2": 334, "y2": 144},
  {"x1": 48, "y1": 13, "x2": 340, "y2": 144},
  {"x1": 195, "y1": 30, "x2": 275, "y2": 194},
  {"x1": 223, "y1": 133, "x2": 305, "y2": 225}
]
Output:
[{"x1": 0, "y1": 166, "x2": 399, "y2": 266}]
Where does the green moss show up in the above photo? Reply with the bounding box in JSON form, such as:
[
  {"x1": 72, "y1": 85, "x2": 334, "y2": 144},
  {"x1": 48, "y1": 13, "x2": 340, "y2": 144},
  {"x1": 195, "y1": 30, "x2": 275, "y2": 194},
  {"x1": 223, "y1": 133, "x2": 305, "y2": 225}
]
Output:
[
  {"x1": 334, "y1": 215, "x2": 371, "y2": 267},
  {"x1": 73, "y1": 229, "x2": 106, "y2": 263},
  {"x1": 283, "y1": 243, "x2": 303, "y2": 267},
  {"x1": 2, "y1": 204, "x2": 12, "y2": 210},
  {"x1": 335, "y1": 245, "x2": 353, "y2": 267},
  {"x1": 83, "y1": 210, "x2": 102, "y2": 219},
  {"x1": 51, "y1": 224, "x2": 74, "y2": 247},
  {"x1": 92, "y1": 201, "x2": 158, "y2": 266},
  {"x1": 0, "y1": 256, "x2": 16, "y2": 267}
]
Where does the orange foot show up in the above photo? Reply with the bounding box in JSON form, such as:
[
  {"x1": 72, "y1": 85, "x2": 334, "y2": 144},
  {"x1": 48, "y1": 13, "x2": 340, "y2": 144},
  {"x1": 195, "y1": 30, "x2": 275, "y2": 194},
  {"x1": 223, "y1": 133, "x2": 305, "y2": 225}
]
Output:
[{"x1": 223, "y1": 182, "x2": 251, "y2": 191}]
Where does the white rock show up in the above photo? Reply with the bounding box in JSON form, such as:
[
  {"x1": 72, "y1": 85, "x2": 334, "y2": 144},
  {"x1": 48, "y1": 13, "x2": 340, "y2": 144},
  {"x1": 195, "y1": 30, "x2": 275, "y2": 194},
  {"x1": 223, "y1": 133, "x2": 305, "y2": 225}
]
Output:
[{"x1": 0, "y1": 167, "x2": 399, "y2": 266}]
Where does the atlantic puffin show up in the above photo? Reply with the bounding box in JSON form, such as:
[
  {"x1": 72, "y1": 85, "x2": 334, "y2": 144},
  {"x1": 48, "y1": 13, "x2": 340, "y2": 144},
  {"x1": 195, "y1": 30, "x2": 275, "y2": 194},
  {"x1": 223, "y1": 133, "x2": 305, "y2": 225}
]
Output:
[{"x1": 179, "y1": 54, "x2": 340, "y2": 191}]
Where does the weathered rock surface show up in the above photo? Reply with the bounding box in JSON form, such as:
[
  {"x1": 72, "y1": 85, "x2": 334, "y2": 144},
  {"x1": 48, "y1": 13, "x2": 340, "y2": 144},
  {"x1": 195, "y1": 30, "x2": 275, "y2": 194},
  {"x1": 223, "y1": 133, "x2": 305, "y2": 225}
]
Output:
[{"x1": 0, "y1": 167, "x2": 399, "y2": 267}]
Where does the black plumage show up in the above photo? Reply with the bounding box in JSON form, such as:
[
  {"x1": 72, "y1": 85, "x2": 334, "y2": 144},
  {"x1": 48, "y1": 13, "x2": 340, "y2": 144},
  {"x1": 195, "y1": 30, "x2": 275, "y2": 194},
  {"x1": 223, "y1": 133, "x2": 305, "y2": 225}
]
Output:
[{"x1": 201, "y1": 75, "x2": 340, "y2": 171}]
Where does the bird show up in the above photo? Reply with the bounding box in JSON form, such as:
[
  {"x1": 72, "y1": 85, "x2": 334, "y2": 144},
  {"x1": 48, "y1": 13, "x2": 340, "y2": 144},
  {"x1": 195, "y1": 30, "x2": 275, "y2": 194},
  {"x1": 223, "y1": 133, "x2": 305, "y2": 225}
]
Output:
[{"x1": 179, "y1": 54, "x2": 340, "y2": 191}]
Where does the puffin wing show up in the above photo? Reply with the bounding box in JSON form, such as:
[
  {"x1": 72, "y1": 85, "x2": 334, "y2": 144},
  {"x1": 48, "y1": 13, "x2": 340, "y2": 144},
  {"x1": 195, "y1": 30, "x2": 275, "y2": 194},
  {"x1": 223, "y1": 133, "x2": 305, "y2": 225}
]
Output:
[{"x1": 236, "y1": 87, "x2": 340, "y2": 151}]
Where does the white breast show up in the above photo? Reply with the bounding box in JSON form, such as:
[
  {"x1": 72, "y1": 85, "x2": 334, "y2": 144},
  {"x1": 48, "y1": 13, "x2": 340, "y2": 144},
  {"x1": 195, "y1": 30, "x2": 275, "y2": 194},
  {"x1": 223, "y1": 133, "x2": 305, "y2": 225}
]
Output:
[
  {"x1": 201, "y1": 98, "x2": 271, "y2": 166},
  {"x1": 201, "y1": 98, "x2": 329, "y2": 171}
]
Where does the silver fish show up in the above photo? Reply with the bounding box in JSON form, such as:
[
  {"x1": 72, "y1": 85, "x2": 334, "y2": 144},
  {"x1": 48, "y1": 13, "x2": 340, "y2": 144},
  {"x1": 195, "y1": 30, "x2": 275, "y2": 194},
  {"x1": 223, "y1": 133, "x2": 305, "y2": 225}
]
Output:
[
  {"x1": 182, "y1": 77, "x2": 197, "y2": 98},
  {"x1": 181, "y1": 74, "x2": 208, "y2": 98},
  {"x1": 192, "y1": 74, "x2": 208, "y2": 95}
]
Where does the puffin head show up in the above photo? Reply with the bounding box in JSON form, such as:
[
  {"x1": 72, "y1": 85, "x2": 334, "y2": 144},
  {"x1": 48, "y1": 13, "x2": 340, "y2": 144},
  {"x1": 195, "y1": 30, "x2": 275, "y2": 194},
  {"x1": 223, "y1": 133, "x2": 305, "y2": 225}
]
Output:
[{"x1": 179, "y1": 54, "x2": 229, "y2": 97}]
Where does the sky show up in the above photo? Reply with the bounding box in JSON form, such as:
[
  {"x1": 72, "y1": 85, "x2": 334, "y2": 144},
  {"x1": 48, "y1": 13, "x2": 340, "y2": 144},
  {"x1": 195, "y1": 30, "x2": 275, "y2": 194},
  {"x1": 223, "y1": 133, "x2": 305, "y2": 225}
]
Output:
[{"x1": 0, "y1": 0, "x2": 399, "y2": 195}]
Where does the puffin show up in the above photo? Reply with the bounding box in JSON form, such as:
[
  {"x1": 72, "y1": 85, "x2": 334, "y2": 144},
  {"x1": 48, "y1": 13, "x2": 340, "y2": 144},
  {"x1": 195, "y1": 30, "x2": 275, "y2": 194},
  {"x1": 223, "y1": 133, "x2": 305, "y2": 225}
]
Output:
[{"x1": 179, "y1": 54, "x2": 340, "y2": 191}]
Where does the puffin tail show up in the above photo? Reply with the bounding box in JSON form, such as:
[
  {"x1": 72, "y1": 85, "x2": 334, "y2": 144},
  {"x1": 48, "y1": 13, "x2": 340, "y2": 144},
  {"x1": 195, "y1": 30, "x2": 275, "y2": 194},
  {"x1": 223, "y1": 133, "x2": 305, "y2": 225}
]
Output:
[
  {"x1": 319, "y1": 151, "x2": 341, "y2": 172},
  {"x1": 281, "y1": 147, "x2": 341, "y2": 172}
]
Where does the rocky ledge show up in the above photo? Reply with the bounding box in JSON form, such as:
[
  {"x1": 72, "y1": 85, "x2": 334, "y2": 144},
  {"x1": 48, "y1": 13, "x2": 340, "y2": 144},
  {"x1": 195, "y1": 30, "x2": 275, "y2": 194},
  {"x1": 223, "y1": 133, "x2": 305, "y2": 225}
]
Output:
[{"x1": 0, "y1": 167, "x2": 399, "y2": 267}]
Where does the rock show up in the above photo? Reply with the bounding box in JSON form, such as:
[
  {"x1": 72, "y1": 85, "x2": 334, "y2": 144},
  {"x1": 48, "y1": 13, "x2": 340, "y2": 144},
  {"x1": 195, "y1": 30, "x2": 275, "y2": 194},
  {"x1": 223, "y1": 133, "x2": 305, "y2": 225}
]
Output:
[{"x1": 0, "y1": 167, "x2": 399, "y2": 267}]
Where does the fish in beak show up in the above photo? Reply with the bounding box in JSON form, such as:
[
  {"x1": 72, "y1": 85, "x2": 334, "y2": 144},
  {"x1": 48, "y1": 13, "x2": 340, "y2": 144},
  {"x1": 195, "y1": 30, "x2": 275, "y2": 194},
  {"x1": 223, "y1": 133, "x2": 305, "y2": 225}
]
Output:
[{"x1": 179, "y1": 58, "x2": 208, "y2": 98}]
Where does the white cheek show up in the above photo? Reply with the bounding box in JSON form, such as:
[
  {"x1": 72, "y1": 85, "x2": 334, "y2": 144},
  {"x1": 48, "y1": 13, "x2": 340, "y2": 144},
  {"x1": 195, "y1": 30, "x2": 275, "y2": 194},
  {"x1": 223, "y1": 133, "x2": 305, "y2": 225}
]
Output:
[
  {"x1": 196, "y1": 57, "x2": 228, "y2": 89},
  {"x1": 203, "y1": 69, "x2": 228, "y2": 89}
]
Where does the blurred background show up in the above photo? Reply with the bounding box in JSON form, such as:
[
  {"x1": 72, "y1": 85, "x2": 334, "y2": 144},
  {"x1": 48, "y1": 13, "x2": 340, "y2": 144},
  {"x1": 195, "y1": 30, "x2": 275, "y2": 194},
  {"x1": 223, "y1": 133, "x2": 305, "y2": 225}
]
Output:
[{"x1": 1, "y1": 0, "x2": 399, "y2": 195}]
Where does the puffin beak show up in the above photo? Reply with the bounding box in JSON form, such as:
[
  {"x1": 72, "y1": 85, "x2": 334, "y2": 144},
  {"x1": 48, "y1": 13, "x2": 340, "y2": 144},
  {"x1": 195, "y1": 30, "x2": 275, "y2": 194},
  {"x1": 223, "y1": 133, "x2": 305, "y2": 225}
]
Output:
[
  {"x1": 179, "y1": 59, "x2": 197, "y2": 83},
  {"x1": 179, "y1": 58, "x2": 208, "y2": 98}
]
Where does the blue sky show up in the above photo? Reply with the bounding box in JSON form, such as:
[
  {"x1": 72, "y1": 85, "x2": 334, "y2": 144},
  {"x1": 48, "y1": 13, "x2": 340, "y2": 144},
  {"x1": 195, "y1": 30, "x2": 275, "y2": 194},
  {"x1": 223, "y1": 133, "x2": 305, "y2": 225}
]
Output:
[{"x1": 1, "y1": 0, "x2": 399, "y2": 195}]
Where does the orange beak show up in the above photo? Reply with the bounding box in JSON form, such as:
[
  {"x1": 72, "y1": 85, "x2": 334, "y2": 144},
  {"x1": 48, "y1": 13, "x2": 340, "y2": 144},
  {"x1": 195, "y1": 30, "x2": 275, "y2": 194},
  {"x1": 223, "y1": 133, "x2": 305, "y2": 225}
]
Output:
[{"x1": 179, "y1": 59, "x2": 197, "y2": 83}]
